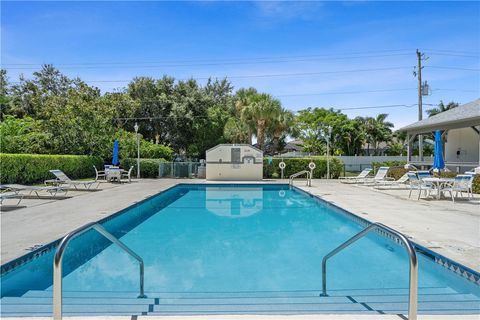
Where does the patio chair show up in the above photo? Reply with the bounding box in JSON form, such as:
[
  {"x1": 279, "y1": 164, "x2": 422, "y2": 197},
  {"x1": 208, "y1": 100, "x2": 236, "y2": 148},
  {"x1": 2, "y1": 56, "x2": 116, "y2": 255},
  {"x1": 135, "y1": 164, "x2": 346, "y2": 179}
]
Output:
[
  {"x1": 339, "y1": 168, "x2": 372, "y2": 184},
  {"x1": 407, "y1": 172, "x2": 433, "y2": 200},
  {"x1": 121, "y1": 166, "x2": 134, "y2": 183},
  {"x1": 442, "y1": 175, "x2": 474, "y2": 203},
  {"x1": 362, "y1": 167, "x2": 394, "y2": 185},
  {"x1": 416, "y1": 170, "x2": 432, "y2": 179},
  {"x1": 46, "y1": 170, "x2": 99, "y2": 190},
  {"x1": 374, "y1": 172, "x2": 410, "y2": 189},
  {"x1": 93, "y1": 165, "x2": 106, "y2": 181},
  {"x1": 0, "y1": 191, "x2": 24, "y2": 207},
  {"x1": 0, "y1": 184, "x2": 68, "y2": 198}
]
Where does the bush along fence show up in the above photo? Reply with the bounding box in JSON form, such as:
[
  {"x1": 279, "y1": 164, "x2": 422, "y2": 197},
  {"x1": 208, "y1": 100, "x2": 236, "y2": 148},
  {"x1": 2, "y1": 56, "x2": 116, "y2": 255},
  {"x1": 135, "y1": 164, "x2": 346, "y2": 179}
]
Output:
[
  {"x1": 263, "y1": 157, "x2": 343, "y2": 179},
  {"x1": 0, "y1": 153, "x2": 103, "y2": 185},
  {"x1": 122, "y1": 158, "x2": 166, "y2": 178}
]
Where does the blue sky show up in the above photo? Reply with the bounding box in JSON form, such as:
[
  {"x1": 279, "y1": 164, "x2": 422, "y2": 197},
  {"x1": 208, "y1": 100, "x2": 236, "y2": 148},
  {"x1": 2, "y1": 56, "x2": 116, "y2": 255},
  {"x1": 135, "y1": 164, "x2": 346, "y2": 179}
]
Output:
[{"x1": 2, "y1": 1, "x2": 479, "y2": 128}]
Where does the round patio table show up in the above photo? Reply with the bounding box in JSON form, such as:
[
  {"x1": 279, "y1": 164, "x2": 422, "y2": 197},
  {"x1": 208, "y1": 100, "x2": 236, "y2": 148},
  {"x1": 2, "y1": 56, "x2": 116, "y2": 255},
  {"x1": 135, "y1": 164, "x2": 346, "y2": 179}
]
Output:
[{"x1": 422, "y1": 177, "x2": 455, "y2": 199}]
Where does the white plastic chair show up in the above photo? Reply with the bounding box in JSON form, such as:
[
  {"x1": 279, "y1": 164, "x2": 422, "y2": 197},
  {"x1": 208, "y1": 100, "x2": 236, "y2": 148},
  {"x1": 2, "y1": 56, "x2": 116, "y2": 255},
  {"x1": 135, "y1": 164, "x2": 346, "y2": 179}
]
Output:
[
  {"x1": 407, "y1": 172, "x2": 434, "y2": 200},
  {"x1": 121, "y1": 166, "x2": 134, "y2": 183},
  {"x1": 442, "y1": 175, "x2": 474, "y2": 203}
]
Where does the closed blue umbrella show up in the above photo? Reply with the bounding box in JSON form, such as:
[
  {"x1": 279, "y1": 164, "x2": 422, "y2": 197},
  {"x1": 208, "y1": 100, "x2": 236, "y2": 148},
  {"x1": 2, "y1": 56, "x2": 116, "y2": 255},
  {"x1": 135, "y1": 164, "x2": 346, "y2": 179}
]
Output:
[
  {"x1": 433, "y1": 130, "x2": 445, "y2": 171},
  {"x1": 112, "y1": 139, "x2": 119, "y2": 166}
]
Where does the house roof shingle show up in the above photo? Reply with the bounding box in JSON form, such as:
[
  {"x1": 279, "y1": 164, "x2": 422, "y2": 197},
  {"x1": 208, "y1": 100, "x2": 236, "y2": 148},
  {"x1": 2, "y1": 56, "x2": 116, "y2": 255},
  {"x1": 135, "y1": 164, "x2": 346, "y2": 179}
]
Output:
[{"x1": 399, "y1": 99, "x2": 480, "y2": 134}]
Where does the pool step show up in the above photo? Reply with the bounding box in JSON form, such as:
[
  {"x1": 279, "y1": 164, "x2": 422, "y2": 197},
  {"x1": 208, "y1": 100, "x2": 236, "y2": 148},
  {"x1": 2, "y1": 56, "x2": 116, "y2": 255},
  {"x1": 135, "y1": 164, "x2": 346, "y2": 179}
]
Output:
[{"x1": 2, "y1": 287, "x2": 479, "y2": 317}]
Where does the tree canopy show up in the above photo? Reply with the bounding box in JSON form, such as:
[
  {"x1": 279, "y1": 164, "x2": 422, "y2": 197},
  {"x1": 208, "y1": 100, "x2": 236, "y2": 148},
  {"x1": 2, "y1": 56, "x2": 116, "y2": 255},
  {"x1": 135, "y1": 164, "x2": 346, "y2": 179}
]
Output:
[{"x1": 0, "y1": 65, "x2": 432, "y2": 160}]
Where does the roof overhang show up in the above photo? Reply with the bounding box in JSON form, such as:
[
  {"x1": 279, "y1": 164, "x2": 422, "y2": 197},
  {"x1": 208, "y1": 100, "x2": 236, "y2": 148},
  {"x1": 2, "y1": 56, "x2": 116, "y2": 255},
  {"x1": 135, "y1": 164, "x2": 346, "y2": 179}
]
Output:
[{"x1": 402, "y1": 117, "x2": 480, "y2": 135}]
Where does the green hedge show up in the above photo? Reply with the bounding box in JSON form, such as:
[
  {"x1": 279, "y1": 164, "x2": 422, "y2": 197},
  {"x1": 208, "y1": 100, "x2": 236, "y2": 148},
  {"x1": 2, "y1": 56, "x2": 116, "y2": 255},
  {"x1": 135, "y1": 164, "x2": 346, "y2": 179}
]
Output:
[
  {"x1": 0, "y1": 153, "x2": 102, "y2": 184},
  {"x1": 122, "y1": 158, "x2": 165, "y2": 178},
  {"x1": 263, "y1": 157, "x2": 343, "y2": 179}
]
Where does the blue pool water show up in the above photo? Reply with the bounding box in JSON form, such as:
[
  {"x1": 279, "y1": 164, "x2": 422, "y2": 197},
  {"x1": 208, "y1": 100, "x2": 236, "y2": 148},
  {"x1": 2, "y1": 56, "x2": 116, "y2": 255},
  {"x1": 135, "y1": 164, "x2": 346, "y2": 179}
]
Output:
[{"x1": 1, "y1": 184, "x2": 479, "y2": 316}]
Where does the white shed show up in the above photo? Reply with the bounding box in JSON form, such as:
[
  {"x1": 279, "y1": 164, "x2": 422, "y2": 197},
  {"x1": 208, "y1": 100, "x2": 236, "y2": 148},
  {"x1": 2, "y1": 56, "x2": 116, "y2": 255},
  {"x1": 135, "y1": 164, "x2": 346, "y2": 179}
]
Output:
[{"x1": 206, "y1": 144, "x2": 263, "y2": 181}]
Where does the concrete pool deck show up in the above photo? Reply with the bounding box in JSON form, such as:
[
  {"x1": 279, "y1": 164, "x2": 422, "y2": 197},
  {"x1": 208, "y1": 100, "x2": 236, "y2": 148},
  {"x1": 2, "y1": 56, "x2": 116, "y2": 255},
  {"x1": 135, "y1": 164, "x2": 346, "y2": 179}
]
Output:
[{"x1": 1, "y1": 178, "x2": 479, "y2": 274}]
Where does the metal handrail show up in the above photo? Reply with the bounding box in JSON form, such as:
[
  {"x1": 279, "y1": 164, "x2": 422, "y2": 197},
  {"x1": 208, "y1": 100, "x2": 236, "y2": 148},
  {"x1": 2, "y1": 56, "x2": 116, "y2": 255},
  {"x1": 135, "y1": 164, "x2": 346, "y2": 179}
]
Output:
[
  {"x1": 289, "y1": 170, "x2": 311, "y2": 186},
  {"x1": 53, "y1": 222, "x2": 146, "y2": 320},
  {"x1": 320, "y1": 222, "x2": 418, "y2": 320}
]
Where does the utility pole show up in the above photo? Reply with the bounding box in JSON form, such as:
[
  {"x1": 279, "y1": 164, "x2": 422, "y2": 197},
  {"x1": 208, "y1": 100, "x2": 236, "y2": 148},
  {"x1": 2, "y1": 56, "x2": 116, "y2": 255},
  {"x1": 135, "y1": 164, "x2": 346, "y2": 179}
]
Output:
[{"x1": 415, "y1": 49, "x2": 428, "y2": 162}]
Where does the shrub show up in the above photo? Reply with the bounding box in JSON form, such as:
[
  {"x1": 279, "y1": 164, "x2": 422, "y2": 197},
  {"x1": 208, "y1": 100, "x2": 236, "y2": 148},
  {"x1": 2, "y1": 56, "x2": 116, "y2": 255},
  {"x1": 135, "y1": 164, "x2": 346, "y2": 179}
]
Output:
[
  {"x1": 0, "y1": 153, "x2": 102, "y2": 184},
  {"x1": 114, "y1": 130, "x2": 173, "y2": 161},
  {"x1": 0, "y1": 116, "x2": 52, "y2": 154},
  {"x1": 372, "y1": 160, "x2": 407, "y2": 170},
  {"x1": 386, "y1": 167, "x2": 408, "y2": 180},
  {"x1": 263, "y1": 157, "x2": 343, "y2": 179},
  {"x1": 121, "y1": 158, "x2": 166, "y2": 178}
]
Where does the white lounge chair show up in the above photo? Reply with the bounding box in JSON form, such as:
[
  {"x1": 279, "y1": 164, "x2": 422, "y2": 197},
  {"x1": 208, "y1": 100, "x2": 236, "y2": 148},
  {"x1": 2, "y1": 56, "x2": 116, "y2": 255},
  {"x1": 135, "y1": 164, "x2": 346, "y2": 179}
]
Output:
[
  {"x1": 362, "y1": 167, "x2": 394, "y2": 185},
  {"x1": 407, "y1": 172, "x2": 434, "y2": 200},
  {"x1": 0, "y1": 184, "x2": 68, "y2": 198},
  {"x1": 442, "y1": 175, "x2": 474, "y2": 203},
  {"x1": 121, "y1": 166, "x2": 134, "y2": 183},
  {"x1": 339, "y1": 168, "x2": 372, "y2": 184},
  {"x1": 46, "y1": 170, "x2": 99, "y2": 190},
  {"x1": 0, "y1": 192, "x2": 24, "y2": 207},
  {"x1": 374, "y1": 172, "x2": 410, "y2": 189}
]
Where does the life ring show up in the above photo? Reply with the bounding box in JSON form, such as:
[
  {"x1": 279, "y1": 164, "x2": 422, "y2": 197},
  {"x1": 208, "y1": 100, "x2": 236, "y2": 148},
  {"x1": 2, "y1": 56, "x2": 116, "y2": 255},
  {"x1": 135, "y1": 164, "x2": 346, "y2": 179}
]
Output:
[
  {"x1": 308, "y1": 162, "x2": 316, "y2": 170},
  {"x1": 279, "y1": 161, "x2": 286, "y2": 169}
]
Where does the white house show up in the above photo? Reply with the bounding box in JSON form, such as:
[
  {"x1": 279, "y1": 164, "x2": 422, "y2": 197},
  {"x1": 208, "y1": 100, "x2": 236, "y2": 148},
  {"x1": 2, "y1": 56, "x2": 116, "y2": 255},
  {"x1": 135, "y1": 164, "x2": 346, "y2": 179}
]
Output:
[
  {"x1": 399, "y1": 99, "x2": 480, "y2": 172},
  {"x1": 206, "y1": 144, "x2": 263, "y2": 180}
]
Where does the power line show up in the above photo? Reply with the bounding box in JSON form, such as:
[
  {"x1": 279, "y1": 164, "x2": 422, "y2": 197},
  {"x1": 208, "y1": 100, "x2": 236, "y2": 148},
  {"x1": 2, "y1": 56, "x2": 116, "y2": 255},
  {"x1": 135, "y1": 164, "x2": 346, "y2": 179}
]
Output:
[
  {"x1": 424, "y1": 49, "x2": 480, "y2": 55},
  {"x1": 2, "y1": 54, "x2": 415, "y2": 70},
  {"x1": 5, "y1": 52, "x2": 478, "y2": 70},
  {"x1": 275, "y1": 88, "x2": 416, "y2": 97},
  {"x1": 425, "y1": 66, "x2": 480, "y2": 72},
  {"x1": 115, "y1": 103, "x2": 441, "y2": 121},
  {"x1": 7, "y1": 66, "x2": 412, "y2": 84},
  {"x1": 2, "y1": 49, "x2": 413, "y2": 67},
  {"x1": 428, "y1": 52, "x2": 480, "y2": 58}
]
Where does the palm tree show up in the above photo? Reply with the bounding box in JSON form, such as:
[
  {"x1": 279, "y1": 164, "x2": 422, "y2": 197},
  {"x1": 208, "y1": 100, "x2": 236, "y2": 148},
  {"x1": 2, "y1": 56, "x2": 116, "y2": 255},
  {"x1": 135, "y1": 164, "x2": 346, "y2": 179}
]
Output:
[
  {"x1": 370, "y1": 113, "x2": 394, "y2": 155},
  {"x1": 243, "y1": 93, "x2": 281, "y2": 151},
  {"x1": 235, "y1": 88, "x2": 257, "y2": 144},
  {"x1": 269, "y1": 108, "x2": 295, "y2": 153},
  {"x1": 426, "y1": 101, "x2": 459, "y2": 117},
  {"x1": 224, "y1": 117, "x2": 249, "y2": 143}
]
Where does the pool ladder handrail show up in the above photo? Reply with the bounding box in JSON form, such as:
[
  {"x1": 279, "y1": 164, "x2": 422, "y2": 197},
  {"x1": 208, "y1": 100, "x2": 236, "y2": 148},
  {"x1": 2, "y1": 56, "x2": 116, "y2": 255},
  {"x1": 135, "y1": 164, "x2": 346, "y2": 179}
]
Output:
[
  {"x1": 53, "y1": 222, "x2": 146, "y2": 320},
  {"x1": 320, "y1": 222, "x2": 418, "y2": 320},
  {"x1": 289, "y1": 170, "x2": 311, "y2": 186}
]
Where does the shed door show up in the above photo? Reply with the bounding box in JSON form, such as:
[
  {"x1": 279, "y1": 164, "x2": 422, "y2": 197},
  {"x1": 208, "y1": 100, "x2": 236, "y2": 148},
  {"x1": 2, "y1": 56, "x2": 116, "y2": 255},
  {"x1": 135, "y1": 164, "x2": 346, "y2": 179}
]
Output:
[{"x1": 231, "y1": 148, "x2": 241, "y2": 163}]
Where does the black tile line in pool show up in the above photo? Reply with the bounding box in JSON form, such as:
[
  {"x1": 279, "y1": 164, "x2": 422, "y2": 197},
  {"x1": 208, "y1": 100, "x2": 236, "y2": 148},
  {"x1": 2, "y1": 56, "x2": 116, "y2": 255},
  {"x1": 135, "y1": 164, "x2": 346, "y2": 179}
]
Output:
[{"x1": 290, "y1": 185, "x2": 480, "y2": 286}]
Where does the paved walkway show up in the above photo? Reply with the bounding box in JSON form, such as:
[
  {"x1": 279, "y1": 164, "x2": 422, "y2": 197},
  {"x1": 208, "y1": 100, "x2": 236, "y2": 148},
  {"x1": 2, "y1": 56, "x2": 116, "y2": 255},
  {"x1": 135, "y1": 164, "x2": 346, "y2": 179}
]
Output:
[
  {"x1": 1, "y1": 179, "x2": 479, "y2": 273},
  {"x1": 296, "y1": 179, "x2": 480, "y2": 272}
]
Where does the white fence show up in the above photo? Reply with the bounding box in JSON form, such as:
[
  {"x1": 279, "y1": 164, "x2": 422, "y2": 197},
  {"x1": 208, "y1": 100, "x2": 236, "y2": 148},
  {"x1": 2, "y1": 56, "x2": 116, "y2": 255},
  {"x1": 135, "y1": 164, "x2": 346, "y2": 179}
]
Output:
[{"x1": 337, "y1": 156, "x2": 434, "y2": 172}]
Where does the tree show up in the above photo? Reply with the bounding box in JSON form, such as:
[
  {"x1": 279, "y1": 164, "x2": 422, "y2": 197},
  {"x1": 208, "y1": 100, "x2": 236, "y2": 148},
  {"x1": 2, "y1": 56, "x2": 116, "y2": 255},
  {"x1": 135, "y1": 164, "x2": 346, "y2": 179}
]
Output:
[
  {"x1": 269, "y1": 108, "x2": 295, "y2": 153},
  {"x1": 367, "y1": 113, "x2": 394, "y2": 155},
  {"x1": 426, "y1": 101, "x2": 459, "y2": 117},
  {"x1": 242, "y1": 93, "x2": 281, "y2": 151},
  {"x1": 235, "y1": 87, "x2": 258, "y2": 144},
  {"x1": 224, "y1": 117, "x2": 250, "y2": 144}
]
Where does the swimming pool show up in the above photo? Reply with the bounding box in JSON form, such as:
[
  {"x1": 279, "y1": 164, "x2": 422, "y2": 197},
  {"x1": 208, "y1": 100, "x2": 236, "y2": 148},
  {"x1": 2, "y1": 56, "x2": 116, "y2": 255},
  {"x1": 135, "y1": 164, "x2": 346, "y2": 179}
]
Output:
[{"x1": 1, "y1": 184, "x2": 479, "y2": 316}]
